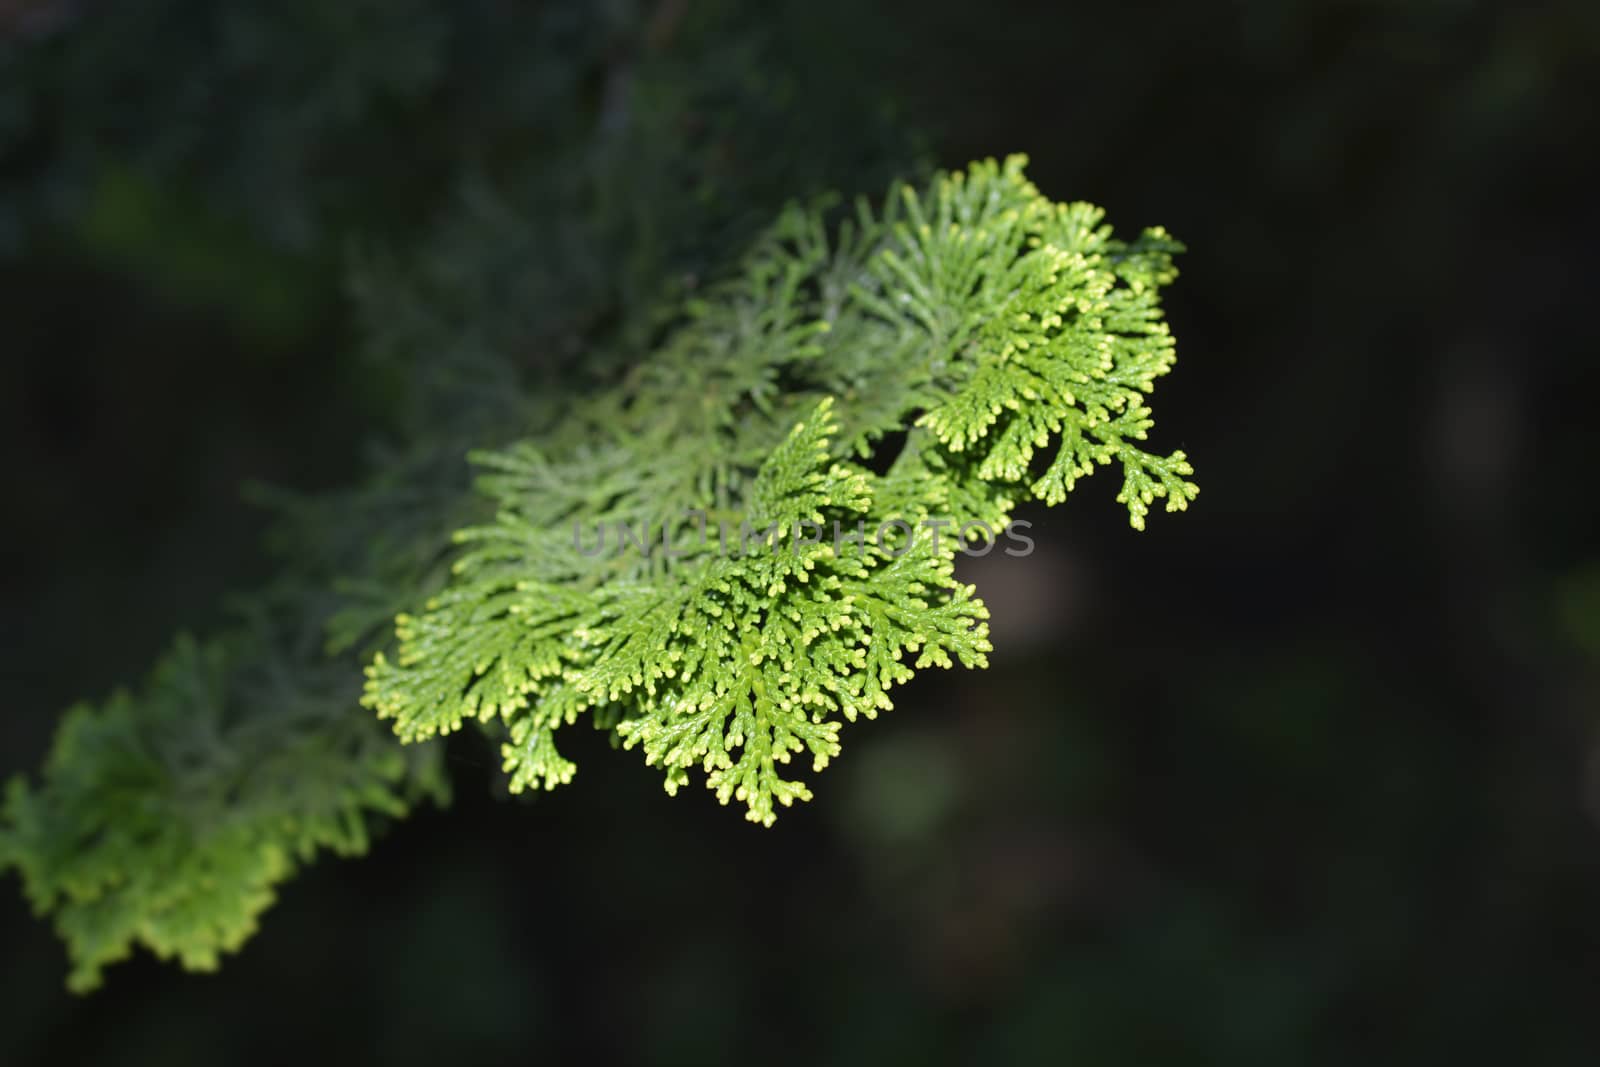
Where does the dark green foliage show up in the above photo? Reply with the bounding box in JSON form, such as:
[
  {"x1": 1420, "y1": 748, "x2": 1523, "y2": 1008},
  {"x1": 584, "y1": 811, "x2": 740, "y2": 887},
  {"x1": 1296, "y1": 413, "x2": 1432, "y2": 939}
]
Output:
[
  {"x1": 1, "y1": 628, "x2": 444, "y2": 993},
  {"x1": 1, "y1": 0, "x2": 939, "y2": 990}
]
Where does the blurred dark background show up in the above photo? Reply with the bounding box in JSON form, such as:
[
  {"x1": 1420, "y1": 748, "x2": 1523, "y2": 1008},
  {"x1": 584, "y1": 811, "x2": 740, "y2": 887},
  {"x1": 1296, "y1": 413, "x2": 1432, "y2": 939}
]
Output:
[{"x1": 4, "y1": 0, "x2": 1600, "y2": 1063}]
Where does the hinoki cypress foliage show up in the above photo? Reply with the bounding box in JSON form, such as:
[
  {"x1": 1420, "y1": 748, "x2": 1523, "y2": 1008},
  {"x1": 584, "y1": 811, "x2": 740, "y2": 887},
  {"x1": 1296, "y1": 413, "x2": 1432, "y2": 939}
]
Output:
[{"x1": 2, "y1": 157, "x2": 1195, "y2": 990}]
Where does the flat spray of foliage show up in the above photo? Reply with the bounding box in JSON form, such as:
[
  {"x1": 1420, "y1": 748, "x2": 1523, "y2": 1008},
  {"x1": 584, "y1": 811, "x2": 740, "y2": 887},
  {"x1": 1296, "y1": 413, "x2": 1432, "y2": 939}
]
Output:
[{"x1": 2, "y1": 157, "x2": 1194, "y2": 990}]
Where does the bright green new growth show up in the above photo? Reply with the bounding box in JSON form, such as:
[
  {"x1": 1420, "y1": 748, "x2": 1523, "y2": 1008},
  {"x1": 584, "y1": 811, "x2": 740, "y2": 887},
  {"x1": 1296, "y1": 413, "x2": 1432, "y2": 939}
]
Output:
[
  {"x1": 363, "y1": 156, "x2": 1196, "y2": 826},
  {"x1": 1, "y1": 156, "x2": 1193, "y2": 990}
]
